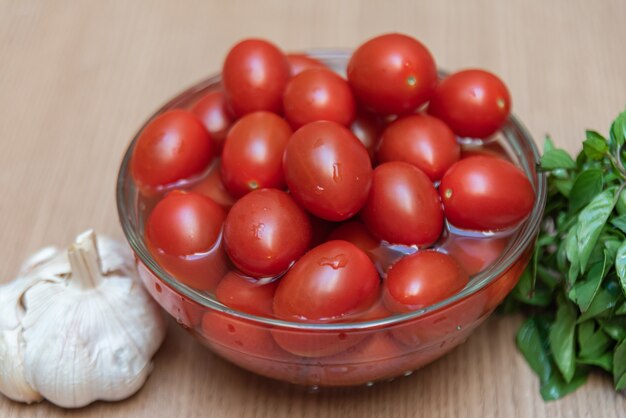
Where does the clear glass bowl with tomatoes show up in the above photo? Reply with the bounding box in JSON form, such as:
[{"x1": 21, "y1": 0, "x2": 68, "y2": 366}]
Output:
[{"x1": 117, "y1": 39, "x2": 547, "y2": 387}]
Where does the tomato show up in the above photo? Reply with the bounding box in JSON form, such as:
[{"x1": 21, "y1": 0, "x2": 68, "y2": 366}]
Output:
[
  {"x1": 222, "y1": 39, "x2": 290, "y2": 116},
  {"x1": 460, "y1": 142, "x2": 511, "y2": 161},
  {"x1": 190, "y1": 90, "x2": 234, "y2": 152},
  {"x1": 283, "y1": 68, "x2": 356, "y2": 129},
  {"x1": 441, "y1": 234, "x2": 508, "y2": 276},
  {"x1": 376, "y1": 114, "x2": 460, "y2": 181},
  {"x1": 191, "y1": 162, "x2": 237, "y2": 210},
  {"x1": 273, "y1": 240, "x2": 380, "y2": 322},
  {"x1": 146, "y1": 190, "x2": 225, "y2": 256},
  {"x1": 383, "y1": 251, "x2": 469, "y2": 311},
  {"x1": 482, "y1": 247, "x2": 531, "y2": 313},
  {"x1": 201, "y1": 311, "x2": 277, "y2": 354},
  {"x1": 327, "y1": 221, "x2": 379, "y2": 258},
  {"x1": 271, "y1": 327, "x2": 366, "y2": 359},
  {"x1": 283, "y1": 121, "x2": 372, "y2": 221},
  {"x1": 347, "y1": 34, "x2": 437, "y2": 115},
  {"x1": 220, "y1": 112, "x2": 292, "y2": 197},
  {"x1": 215, "y1": 270, "x2": 278, "y2": 317},
  {"x1": 131, "y1": 110, "x2": 213, "y2": 188},
  {"x1": 223, "y1": 189, "x2": 312, "y2": 278},
  {"x1": 439, "y1": 156, "x2": 535, "y2": 231},
  {"x1": 361, "y1": 162, "x2": 443, "y2": 246},
  {"x1": 286, "y1": 53, "x2": 326, "y2": 77},
  {"x1": 428, "y1": 69, "x2": 511, "y2": 138},
  {"x1": 350, "y1": 111, "x2": 384, "y2": 160}
]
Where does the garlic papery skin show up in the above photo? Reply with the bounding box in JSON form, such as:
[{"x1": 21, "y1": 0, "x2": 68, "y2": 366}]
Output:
[{"x1": 0, "y1": 230, "x2": 166, "y2": 408}]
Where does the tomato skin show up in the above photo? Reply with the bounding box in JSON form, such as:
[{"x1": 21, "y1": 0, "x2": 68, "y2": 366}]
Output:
[
  {"x1": 441, "y1": 235, "x2": 508, "y2": 276},
  {"x1": 347, "y1": 33, "x2": 437, "y2": 115},
  {"x1": 223, "y1": 189, "x2": 312, "y2": 278},
  {"x1": 190, "y1": 90, "x2": 235, "y2": 152},
  {"x1": 376, "y1": 114, "x2": 460, "y2": 181},
  {"x1": 220, "y1": 111, "x2": 292, "y2": 197},
  {"x1": 327, "y1": 221, "x2": 379, "y2": 258},
  {"x1": 286, "y1": 53, "x2": 326, "y2": 77},
  {"x1": 283, "y1": 68, "x2": 356, "y2": 129},
  {"x1": 383, "y1": 250, "x2": 469, "y2": 311},
  {"x1": 222, "y1": 39, "x2": 290, "y2": 117},
  {"x1": 201, "y1": 311, "x2": 277, "y2": 354},
  {"x1": 146, "y1": 190, "x2": 225, "y2": 256},
  {"x1": 350, "y1": 111, "x2": 384, "y2": 160},
  {"x1": 215, "y1": 271, "x2": 278, "y2": 317},
  {"x1": 361, "y1": 162, "x2": 443, "y2": 246},
  {"x1": 439, "y1": 156, "x2": 535, "y2": 231},
  {"x1": 283, "y1": 121, "x2": 373, "y2": 221},
  {"x1": 131, "y1": 109, "x2": 213, "y2": 188},
  {"x1": 273, "y1": 240, "x2": 380, "y2": 322},
  {"x1": 428, "y1": 69, "x2": 511, "y2": 138},
  {"x1": 191, "y1": 162, "x2": 237, "y2": 210}
]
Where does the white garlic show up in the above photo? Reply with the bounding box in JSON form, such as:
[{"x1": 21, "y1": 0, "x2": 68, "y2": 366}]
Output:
[{"x1": 0, "y1": 230, "x2": 166, "y2": 408}]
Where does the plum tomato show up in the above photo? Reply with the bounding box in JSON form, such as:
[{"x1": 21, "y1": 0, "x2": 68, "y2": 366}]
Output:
[
  {"x1": 347, "y1": 33, "x2": 437, "y2": 115},
  {"x1": 428, "y1": 69, "x2": 511, "y2": 139},
  {"x1": 146, "y1": 190, "x2": 225, "y2": 256},
  {"x1": 327, "y1": 221, "x2": 379, "y2": 259},
  {"x1": 190, "y1": 90, "x2": 235, "y2": 153},
  {"x1": 222, "y1": 39, "x2": 290, "y2": 116},
  {"x1": 361, "y1": 162, "x2": 443, "y2": 246},
  {"x1": 191, "y1": 162, "x2": 237, "y2": 210},
  {"x1": 201, "y1": 311, "x2": 277, "y2": 354},
  {"x1": 283, "y1": 68, "x2": 356, "y2": 129},
  {"x1": 439, "y1": 156, "x2": 535, "y2": 231},
  {"x1": 376, "y1": 114, "x2": 460, "y2": 181},
  {"x1": 273, "y1": 240, "x2": 380, "y2": 322},
  {"x1": 441, "y1": 234, "x2": 508, "y2": 276},
  {"x1": 271, "y1": 327, "x2": 365, "y2": 359},
  {"x1": 220, "y1": 111, "x2": 292, "y2": 197},
  {"x1": 131, "y1": 109, "x2": 213, "y2": 188},
  {"x1": 383, "y1": 250, "x2": 469, "y2": 312},
  {"x1": 223, "y1": 189, "x2": 312, "y2": 278},
  {"x1": 215, "y1": 271, "x2": 278, "y2": 317},
  {"x1": 283, "y1": 121, "x2": 373, "y2": 221},
  {"x1": 286, "y1": 53, "x2": 327, "y2": 77},
  {"x1": 350, "y1": 111, "x2": 384, "y2": 160}
]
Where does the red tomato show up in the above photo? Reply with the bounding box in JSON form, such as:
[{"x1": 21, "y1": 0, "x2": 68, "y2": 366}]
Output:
[
  {"x1": 131, "y1": 110, "x2": 213, "y2": 188},
  {"x1": 460, "y1": 143, "x2": 511, "y2": 161},
  {"x1": 223, "y1": 189, "x2": 312, "y2": 278},
  {"x1": 222, "y1": 39, "x2": 290, "y2": 116},
  {"x1": 383, "y1": 251, "x2": 469, "y2": 311},
  {"x1": 439, "y1": 156, "x2": 535, "y2": 231},
  {"x1": 327, "y1": 221, "x2": 379, "y2": 258},
  {"x1": 350, "y1": 111, "x2": 384, "y2": 160},
  {"x1": 361, "y1": 162, "x2": 443, "y2": 246},
  {"x1": 271, "y1": 327, "x2": 366, "y2": 359},
  {"x1": 283, "y1": 121, "x2": 373, "y2": 221},
  {"x1": 220, "y1": 112, "x2": 292, "y2": 197},
  {"x1": 190, "y1": 90, "x2": 234, "y2": 152},
  {"x1": 482, "y1": 247, "x2": 531, "y2": 313},
  {"x1": 347, "y1": 34, "x2": 437, "y2": 115},
  {"x1": 376, "y1": 114, "x2": 460, "y2": 181},
  {"x1": 273, "y1": 240, "x2": 380, "y2": 322},
  {"x1": 215, "y1": 271, "x2": 278, "y2": 317},
  {"x1": 428, "y1": 69, "x2": 511, "y2": 138},
  {"x1": 283, "y1": 68, "x2": 356, "y2": 129},
  {"x1": 286, "y1": 53, "x2": 327, "y2": 76},
  {"x1": 146, "y1": 190, "x2": 225, "y2": 256},
  {"x1": 191, "y1": 162, "x2": 237, "y2": 210},
  {"x1": 201, "y1": 311, "x2": 277, "y2": 354},
  {"x1": 441, "y1": 234, "x2": 508, "y2": 276}
]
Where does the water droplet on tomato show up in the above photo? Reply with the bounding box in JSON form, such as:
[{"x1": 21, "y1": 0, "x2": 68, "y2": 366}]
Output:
[
  {"x1": 332, "y1": 162, "x2": 342, "y2": 182},
  {"x1": 319, "y1": 254, "x2": 348, "y2": 269},
  {"x1": 251, "y1": 223, "x2": 265, "y2": 239}
]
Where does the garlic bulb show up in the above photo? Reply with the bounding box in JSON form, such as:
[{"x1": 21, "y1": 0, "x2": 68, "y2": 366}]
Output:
[{"x1": 0, "y1": 230, "x2": 166, "y2": 408}]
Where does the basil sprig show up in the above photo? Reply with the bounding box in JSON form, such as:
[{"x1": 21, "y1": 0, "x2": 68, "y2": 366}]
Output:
[{"x1": 504, "y1": 109, "x2": 626, "y2": 400}]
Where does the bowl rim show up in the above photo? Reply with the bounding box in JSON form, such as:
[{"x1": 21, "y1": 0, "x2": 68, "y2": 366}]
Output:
[{"x1": 116, "y1": 48, "x2": 547, "y2": 331}]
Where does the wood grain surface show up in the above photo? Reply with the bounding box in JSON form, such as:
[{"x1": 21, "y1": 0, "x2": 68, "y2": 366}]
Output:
[{"x1": 2, "y1": 0, "x2": 626, "y2": 416}]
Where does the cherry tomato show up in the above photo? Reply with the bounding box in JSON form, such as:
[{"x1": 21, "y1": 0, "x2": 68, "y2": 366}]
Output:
[
  {"x1": 441, "y1": 234, "x2": 508, "y2": 276},
  {"x1": 347, "y1": 33, "x2": 437, "y2": 115},
  {"x1": 428, "y1": 69, "x2": 511, "y2": 138},
  {"x1": 131, "y1": 110, "x2": 213, "y2": 188},
  {"x1": 283, "y1": 121, "x2": 372, "y2": 221},
  {"x1": 350, "y1": 111, "x2": 384, "y2": 160},
  {"x1": 190, "y1": 90, "x2": 234, "y2": 153},
  {"x1": 286, "y1": 53, "x2": 326, "y2": 77},
  {"x1": 191, "y1": 162, "x2": 237, "y2": 210},
  {"x1": 146, "y1": 190, "x2": 225, "y2": 256},
  {"x1": 222, "y1": 39, "x2": 290, "y2": 116},
  {"x1": 223, "y1": 189, "x2": 312, "y2": 278},
  {"x1": 439, "y1": 156, "x2": 535, "y2": 231},
  {"x1": 220, "y1": 111, "x2": 292, "y2": 197},
  {"x1": 283, "y1": 68, "x2": 356, "y2": 129},
  {"x1": 271, "y1": 327, "x2": 365, "y2": 359},
  {"x1": 376, "y1": 114, "x2": 460, "y2": 181},
  {"x1": 273, "y1": 240, "x2": 380, "y2": 322},
  {"x1": 215, "y1": 271, "x2": 278, "y2": 317},
  {"x1": 327, "y1": 221, "x2": 379, "y2": 259},
  {"x1": 460, "y1": 142, "x2": 511, "y2": 161},
  {"x1": 361, "y1": 162, "x2": 443, "y2": 246},
  {"x1": 201, "y1": 311, "x2": 277, "y2": 354},
  {"x1": 383, "y1": 251, "x2": 469, "y2": 311}
]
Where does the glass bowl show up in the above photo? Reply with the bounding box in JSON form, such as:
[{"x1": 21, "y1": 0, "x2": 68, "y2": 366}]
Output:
[{"x1": 116, "y1": 50, "x2": 547, "y2": 387}]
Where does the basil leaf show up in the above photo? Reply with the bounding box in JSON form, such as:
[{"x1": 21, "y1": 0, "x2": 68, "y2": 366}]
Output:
[
  {"x1": 550, "y1": 295, "x2": 577, "y2": 382},
  {"x1": 539, "y1": 369, "x2": 588, "y2": 401},
  {"x1": 578, "y1": 287, "x2": 620, "y2": 322},
  {"x1": 568, "y1": 253, "x2": 608, "y2": 312},
  {"x1": 575, "y1": 189, "x2": 616, "y2": 272},
  {"x1": 568, "y1": 169, "x2": 603, "y2": 214},
  {"x1": 605, "y1": 238, "x2": 623, "y2": 261},
  {"x1": 554, "y1": 179, "x2": 574, "y2": 197},
  {"x1": 609, "y1": 110, "x2": 626, "y2": 149},
  {"x1": 544, "y1": 136, "x2": 555, "y2": 153},
  {"x1": 611, "y1": 215, "x2": 626, "y2": 234},
  {"x1": 541, "y1": 149, "x2": 577, "y2": 170},
  {"x1": 583, "y1": 130, "x2": 609, "y2": 160},
  {"x1": 613, "y1": 338, "x2": 626, "y2": 390},
  {"x1": 578, "y1": 352, "x2": 613, "y2": 372},
  {"x1": 599, "y1": 318, "x2": 626, "y2": 341},
  {"x1": 616, "y1": 301, "x2": 626, "y2": 315},
  {"x1": 577, "y1": 321, "x2": 612, "y2": 359},
  {"x1": 566, "y1": 227, "x2": 580, "y2": 284},
  {"x1": 517, "y1": 317, "x2": 553, "y2": 382},
  {"x1": 512, "y1": 269, "x2": 553, "y2": 306},
  {"x1": 616, "y1": 240, "x2": 626, "y2": 296}
]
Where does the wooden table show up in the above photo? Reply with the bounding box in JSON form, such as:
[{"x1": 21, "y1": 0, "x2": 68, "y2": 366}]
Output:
[{"x1": 2, "y1": 1, "x2": 626, "y2": 416}]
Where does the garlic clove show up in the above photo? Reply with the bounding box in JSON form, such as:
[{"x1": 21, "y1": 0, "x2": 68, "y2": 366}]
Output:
[
  {"x1": 0, "y1": 329, "x2": 42, "y2": 403},
  {"x1": 18, "y1": 246, "x2": 61, "y2": 275}
]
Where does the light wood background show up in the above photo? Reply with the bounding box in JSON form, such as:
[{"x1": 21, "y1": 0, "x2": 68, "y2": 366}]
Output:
[{"x1": 2, "y1": 0, "x2": 626, "y2": 417}]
